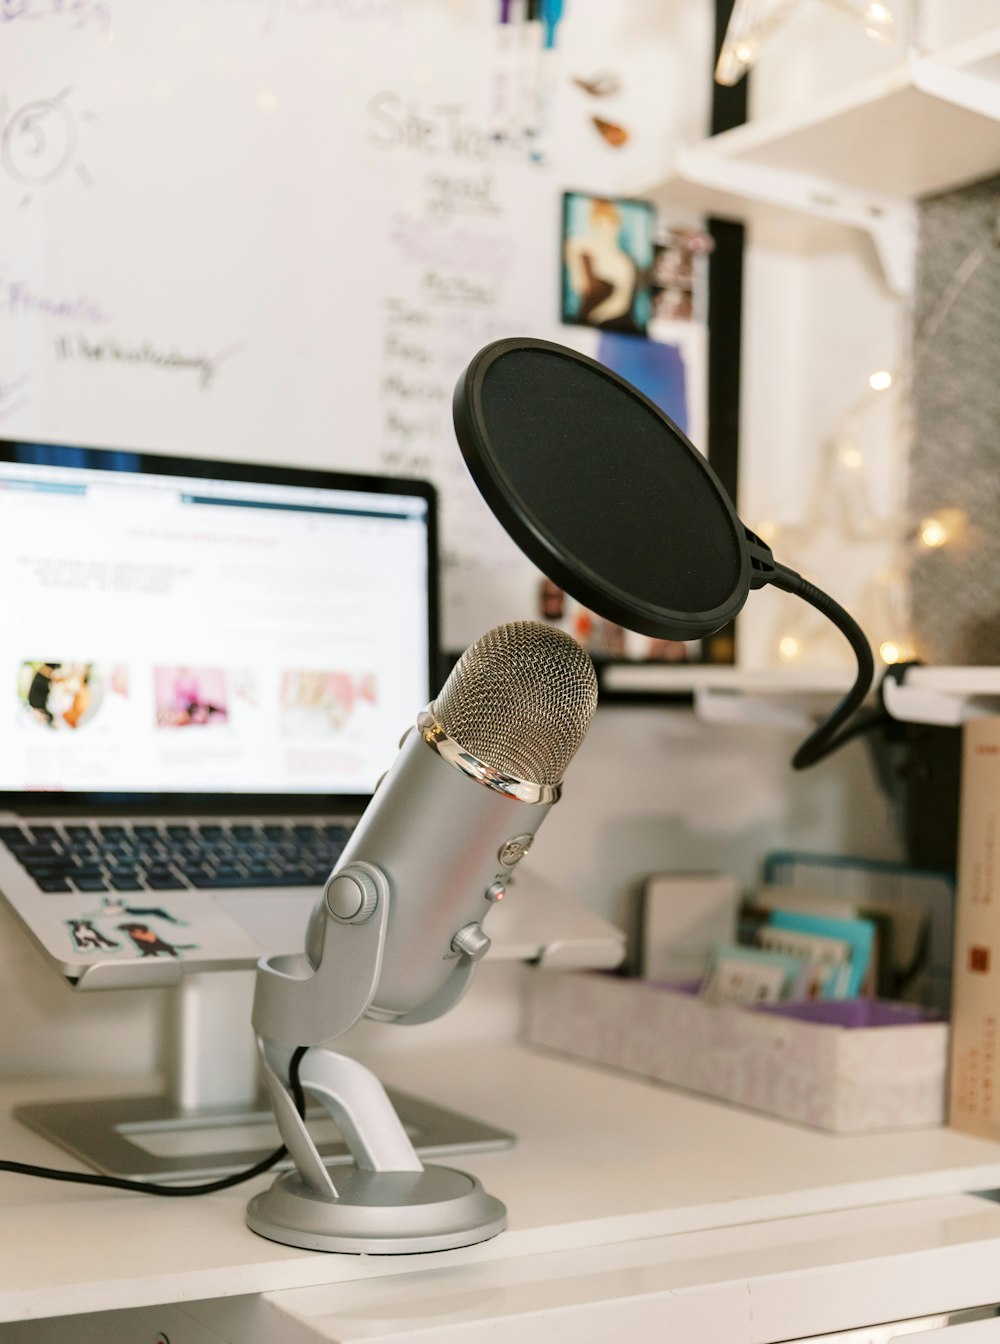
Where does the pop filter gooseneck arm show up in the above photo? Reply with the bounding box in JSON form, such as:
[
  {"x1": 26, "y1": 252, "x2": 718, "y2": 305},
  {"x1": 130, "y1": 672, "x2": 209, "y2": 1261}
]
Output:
[
  {"x1": 769, "y1": 563, "x2": 875, "y2": 769},
  {"x1": 452, "y1": 337, "x2": 876, "y2": 772}
]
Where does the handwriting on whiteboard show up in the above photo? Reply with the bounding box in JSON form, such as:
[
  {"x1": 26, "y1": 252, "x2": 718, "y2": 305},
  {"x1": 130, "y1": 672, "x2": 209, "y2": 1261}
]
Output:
[
  {"x1": 1, "y1": 0, "x2": 111, "y2": 35},
  {"x1": 0, "y1": 272, "x2": 111, "y2": 323},
  {"x1": 387, "y1": 215, "x2": 517, "y2": 276},
  {"x1": 367, "y1": 93, "x2": 523, "y2": 165},
  {"x1": 54, "y1": 333, "x2": 245, "y2": 390},
  {"x1": 1, "y1": 86, "x2": 97, "y2": 205}
]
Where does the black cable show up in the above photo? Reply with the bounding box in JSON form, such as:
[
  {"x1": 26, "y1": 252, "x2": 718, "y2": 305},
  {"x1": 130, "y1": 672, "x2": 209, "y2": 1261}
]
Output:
[
  {"x1": 770, "y1": 563, "x2": 875, "y2": 770},
  {"x1": 0, "y1": 1044, "x2": 309, "y2": 1196}
]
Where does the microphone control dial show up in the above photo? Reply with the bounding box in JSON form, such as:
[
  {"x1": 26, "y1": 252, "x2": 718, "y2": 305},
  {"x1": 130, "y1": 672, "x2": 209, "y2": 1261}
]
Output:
[
  {"x1": 498, "y1": 834, "x2": 533, "y2": 867},
  {"x1": 325, "y1": 866, "x2": 379, "y2": 924},
  {"x1": 451, "y1": 922, "x2": 491, "y2": 961}
]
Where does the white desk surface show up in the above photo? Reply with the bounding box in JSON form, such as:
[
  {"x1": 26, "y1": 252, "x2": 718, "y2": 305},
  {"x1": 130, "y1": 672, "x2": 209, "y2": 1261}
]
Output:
[
  {"x1": 5, "y1": 1042, "x2": 1000, "y2": 1323},
  {"x1": 204, "y1": 1194, "x2": 1000, "y2": 1343}
]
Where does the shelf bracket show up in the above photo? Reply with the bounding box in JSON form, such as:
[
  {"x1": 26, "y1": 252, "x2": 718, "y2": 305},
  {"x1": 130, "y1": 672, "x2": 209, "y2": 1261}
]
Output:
[
  {"x1": 882, "y1": 670, "x2": 1000, "y2": 727},
  {"x1": 673, "y1": 146, "x2": 917, "y2": 297}
]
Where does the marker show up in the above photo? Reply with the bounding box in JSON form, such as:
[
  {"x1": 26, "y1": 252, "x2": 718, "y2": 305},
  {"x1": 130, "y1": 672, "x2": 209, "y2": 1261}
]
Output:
[
  {"x1": 518, "y1": 0, "x2": 545, "y2": 146},
  {"x1": 492, "y1": 0, "x2": 521, "y2": 142},
  {"x1": 531, "y1": 0, "x2": 565, "y2": 162},
  {"x1": 541, "y1": 0, "x2": 563, "y2": 48}
]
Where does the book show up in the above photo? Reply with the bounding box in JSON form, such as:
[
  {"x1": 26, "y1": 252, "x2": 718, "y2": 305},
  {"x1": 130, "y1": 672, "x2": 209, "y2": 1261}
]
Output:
[{"x1": 949, "y1": 717, "x2": 1000, "y2": 1139}]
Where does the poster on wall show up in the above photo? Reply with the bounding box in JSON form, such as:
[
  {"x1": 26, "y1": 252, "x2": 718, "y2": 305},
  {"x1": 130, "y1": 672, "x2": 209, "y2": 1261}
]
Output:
[{"x1": 561, "y1": 191, "x2": 656, "y2": 335}]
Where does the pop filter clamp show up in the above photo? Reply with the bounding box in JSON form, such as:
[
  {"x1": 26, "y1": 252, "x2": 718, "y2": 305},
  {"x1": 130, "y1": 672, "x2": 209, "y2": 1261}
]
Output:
[{"x1": 453, "y1": 337, "x2": 874, "y2": 769}]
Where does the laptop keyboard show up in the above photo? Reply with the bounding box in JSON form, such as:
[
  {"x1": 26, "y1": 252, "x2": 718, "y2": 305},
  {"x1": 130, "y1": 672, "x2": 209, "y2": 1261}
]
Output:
[{"x1": 0, "y1": 821, "x2": 355, "y2": 894}]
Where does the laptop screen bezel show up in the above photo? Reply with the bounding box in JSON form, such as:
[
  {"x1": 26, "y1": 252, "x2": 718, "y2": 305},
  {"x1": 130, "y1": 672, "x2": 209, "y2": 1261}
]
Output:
[{"x1": 0, "y1": 437, "x2": 440, "y2": 816}]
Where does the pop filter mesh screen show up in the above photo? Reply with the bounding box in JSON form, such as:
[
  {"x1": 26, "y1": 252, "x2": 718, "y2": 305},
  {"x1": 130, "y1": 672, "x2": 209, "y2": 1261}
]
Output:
[{"x1": 478, "y1": 348, "x2": 742, "y2": 617}]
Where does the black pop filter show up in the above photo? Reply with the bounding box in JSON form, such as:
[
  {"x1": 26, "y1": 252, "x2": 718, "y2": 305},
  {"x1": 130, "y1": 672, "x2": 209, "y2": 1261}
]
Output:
[
  {"x1": 453, "y1": 337, "x2": 769, "y2": 641},
  {"x1": 453, "y1": 337, "x2": 876, "y2": 770}
]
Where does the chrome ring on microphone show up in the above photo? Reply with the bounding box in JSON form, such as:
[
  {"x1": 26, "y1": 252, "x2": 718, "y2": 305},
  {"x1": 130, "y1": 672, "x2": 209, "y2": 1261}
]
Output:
[{"x1": 417, "y1": 709, "x2": 561, "y2": 805}]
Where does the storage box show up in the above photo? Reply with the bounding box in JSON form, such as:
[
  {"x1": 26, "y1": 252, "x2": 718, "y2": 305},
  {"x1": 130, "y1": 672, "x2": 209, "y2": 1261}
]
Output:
[{"x1": 524, "y1": 972, "x2": 948, "y2": 1133}]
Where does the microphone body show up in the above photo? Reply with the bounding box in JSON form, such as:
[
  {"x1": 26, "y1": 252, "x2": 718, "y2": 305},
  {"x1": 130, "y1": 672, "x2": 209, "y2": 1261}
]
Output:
[
  {"x1": 306, "y1": 721, "x2": 552, "y2": 1021},
  {"x1": 303, "y1": 619, "x2": 598, "y2": 1024}
]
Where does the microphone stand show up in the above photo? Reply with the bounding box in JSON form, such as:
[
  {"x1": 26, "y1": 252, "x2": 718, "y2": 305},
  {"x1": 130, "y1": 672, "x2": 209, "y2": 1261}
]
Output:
[{"x1": 247, "y1": 861, "x2": 506, "y2": 1253}]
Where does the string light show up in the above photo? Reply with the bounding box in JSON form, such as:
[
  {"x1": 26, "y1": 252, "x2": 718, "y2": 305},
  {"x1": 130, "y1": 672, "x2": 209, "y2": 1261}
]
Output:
[
  {"x1": 862, "y1": 0, "x2": 894, "y2": 40},
  {"x1": 919, "y1": 517, "x2": 947, "y2": 549},
  {"x1": 715, "y1": 0, "x2": 897, "y2": 86},
  {"x1": 879, "y1": 639, "x2": 913, "y2": 665},
  {"x1": 838, "y1": 444, "x2": 864, "y2": 471},
  {"x1": 750, "y1": 169, "x2": 992, "y2": 672},
  {"x1": 918, "y1": 507, "x2": 966, "y2": 550},
  {"x1": 758, "y1": 364, "x2": 911, "y2": 670}
]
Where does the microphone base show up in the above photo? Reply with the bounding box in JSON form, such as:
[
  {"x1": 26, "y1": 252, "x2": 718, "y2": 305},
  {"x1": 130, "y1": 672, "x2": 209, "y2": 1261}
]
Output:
[{"x1": 246, "y1": 1163, "x2": 507, "y2": 1254}]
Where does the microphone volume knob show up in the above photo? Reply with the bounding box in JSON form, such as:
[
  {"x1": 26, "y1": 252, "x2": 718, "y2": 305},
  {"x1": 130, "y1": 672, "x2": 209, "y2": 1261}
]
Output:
[
  {"x1": 325, "y1": 866, "x2": 379, "y2": 924},
  {"x1": 451, "y1": 922, "x2": 491, "y2": 961}
]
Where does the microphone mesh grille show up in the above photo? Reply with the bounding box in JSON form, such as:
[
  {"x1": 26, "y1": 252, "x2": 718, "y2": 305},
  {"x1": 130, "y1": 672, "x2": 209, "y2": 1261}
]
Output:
[{"x1": 433, "y1": 621, "x2": 598, "y2": 787}]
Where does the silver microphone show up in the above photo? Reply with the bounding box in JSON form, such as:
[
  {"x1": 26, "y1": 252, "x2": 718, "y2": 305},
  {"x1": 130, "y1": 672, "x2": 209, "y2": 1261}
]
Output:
[{"x1": 305, "y1": 620, "x2": 597, "y2": 1022}]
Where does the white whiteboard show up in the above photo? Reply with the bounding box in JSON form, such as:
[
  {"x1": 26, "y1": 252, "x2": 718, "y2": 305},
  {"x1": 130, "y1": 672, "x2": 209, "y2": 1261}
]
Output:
[{"x1": 1, "y1": 0, "x2": 711, "y2": 648}]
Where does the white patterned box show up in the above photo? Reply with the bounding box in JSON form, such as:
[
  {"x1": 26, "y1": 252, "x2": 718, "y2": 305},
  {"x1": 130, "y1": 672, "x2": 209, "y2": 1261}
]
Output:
[{"x1": 524, "y1": 972, "x2": 949, "y2": 1133}]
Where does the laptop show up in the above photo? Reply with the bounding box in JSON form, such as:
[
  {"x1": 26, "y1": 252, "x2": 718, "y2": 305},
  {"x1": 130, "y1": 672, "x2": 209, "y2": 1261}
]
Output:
[{"x1": 0, "y1": 438, "x2": 438, "y2": 991}]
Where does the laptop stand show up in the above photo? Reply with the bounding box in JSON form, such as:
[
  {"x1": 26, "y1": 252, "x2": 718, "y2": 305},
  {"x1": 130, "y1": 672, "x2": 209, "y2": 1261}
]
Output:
[{"x1": 15, "y1": 971, "x2": 514, "y2": 1182}]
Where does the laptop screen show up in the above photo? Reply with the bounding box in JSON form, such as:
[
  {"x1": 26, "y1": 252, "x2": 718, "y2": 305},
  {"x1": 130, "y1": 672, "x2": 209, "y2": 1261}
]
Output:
[{"x1": 0, "y1": 441, "x2": 437, "y2": 805}]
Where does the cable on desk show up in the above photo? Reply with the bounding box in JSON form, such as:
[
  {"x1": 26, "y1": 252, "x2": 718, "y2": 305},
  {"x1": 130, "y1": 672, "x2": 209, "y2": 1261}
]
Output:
[{"x1": 0, "y1": 1045, "x2": 308, "y2": 1196}]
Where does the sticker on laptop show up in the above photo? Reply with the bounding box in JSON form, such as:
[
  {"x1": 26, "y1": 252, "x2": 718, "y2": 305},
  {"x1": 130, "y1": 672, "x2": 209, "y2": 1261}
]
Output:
[
  {"x1": 87, "y1": 896, "x2": 189, "y2": 927},
  {"x1": 65, "y1": 918, "x2": 120, "y2": 953},
  {"x1": 116, "y1": 923, "x2": 200, "y2": 959}
]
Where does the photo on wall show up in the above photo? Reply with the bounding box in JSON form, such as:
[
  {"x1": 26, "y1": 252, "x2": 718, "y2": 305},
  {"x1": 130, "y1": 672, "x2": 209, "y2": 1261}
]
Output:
[{"x1": 561, "y1": 191, "x2": 656, "y2": 335}]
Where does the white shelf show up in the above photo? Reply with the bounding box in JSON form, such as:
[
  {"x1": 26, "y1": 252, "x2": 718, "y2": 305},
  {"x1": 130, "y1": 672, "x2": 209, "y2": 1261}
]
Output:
[
  {"x1": 883, "y1": 665, "x2": 1000, "y2": 726},
  {"x1": 651, "y1": 28, "x2": 1000, "y2": 295},
  {"x1": 600, "y1": 665, "x2": 852, "y2": 694},
  {"x1": 601, "y1": 664, "x2": 854, "y2": 729},
  {"x1": 602, "y1": 663, "x2": 1000, "y2": 736},
  {"x1": 602, "y1": 662, "x2": 1000, "y2": 730}
]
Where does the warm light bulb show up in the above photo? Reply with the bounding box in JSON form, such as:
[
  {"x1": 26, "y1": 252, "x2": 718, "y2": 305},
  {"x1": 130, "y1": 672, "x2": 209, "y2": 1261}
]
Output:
[
  {"x1": 919, "y1": 508, "x2": 962, "y2": 551},
  {"x1": 879, "y1": 640, "x2": 910, "y2": 664},
  {"x1": 778, "y1": 635, "x2": 801, "y2": 661},
  {"x1": 920, "y1": 517, "x2": 948, "y2": 548},
  {"x1": 715, "y1": 38, "x2": 757, "y2": 85},
  {"x1": 839, "y1": 445, "x2": 864, "y2": 471},
  {"x1": 863, "y1": 1, "x2": 895, "y2": 41},
  {"x1": 755, "y1": 519, "x2": 778, "y2": 544},
  {"x1": 869, "y1": 370, "x2": 893, "y2": 391}
]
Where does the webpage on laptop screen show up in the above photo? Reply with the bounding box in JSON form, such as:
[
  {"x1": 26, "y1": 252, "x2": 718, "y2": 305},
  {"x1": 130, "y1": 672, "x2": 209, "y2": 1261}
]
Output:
[{"x1": 0, "y1": 461, "x2": 430, "y2": 795}]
